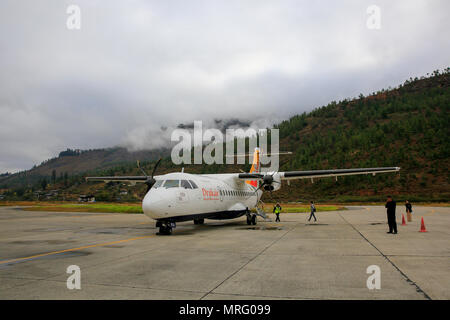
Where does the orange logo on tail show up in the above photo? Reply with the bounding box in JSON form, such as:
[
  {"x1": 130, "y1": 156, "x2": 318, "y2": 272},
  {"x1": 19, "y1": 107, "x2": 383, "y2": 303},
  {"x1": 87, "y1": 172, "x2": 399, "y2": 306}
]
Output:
[{"x1": 246, "y1": 148, "x2": 260, "y2": 188}]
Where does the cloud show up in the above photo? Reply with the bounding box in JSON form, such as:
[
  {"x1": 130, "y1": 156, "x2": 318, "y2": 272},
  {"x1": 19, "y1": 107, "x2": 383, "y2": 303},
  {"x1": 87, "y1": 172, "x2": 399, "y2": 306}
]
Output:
[{"x1": 0, "y1": 0, "x2": 449, "y2": 172}]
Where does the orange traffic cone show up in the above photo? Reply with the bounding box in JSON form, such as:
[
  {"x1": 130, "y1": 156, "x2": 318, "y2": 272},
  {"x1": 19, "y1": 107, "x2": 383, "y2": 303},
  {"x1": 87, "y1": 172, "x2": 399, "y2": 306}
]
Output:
[
  {"x1": 419, "y1": 217, "x2": 427, "y2": 232},
  {"x1": 401, "y1": 214, "x2": 406, "y2": 226}
]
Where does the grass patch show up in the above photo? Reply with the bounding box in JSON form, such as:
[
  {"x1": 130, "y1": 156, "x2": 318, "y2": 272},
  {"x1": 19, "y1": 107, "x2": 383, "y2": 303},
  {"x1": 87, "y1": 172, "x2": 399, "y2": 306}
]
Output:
[
  {"x1": 21, "y1": 202, "x2": 143, "y2": 214},
  {"x1": 253, "y1": 204, "x2": 346, "y2": 213},
  {"x1": 19, "y1": 202, "x2": 343, "y2": 214}
]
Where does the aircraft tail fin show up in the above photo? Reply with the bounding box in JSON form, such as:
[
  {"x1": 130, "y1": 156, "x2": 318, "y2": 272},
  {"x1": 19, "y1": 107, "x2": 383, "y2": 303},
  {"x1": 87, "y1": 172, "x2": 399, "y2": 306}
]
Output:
[{"x1": 246, "y1": 148, "x2": 260, "y2": 187}]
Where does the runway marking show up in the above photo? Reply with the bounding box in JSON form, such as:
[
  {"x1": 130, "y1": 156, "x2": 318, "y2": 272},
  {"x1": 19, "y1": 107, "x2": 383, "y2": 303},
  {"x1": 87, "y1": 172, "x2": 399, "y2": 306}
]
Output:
[
  {"x1": 337, "y1": 213, "x2": 431, "y2": 300},
  {"x1": 0, "y1": 235, "x2": 154, "y2": 266},
  {"x1": 200, "y1": 222, "x2": 295, "y2": 300}
]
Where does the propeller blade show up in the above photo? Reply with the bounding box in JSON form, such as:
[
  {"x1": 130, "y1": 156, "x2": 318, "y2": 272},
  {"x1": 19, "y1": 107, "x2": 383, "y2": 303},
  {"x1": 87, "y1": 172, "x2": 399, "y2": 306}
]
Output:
[
  {"x1": 151, "y1": 158, "x2": 162, "y2": 178},
  {"x1": 137, "y1": 160, "x2": 148, "y2": 176},
  {"x1": 144, "y1": 158, "x2": 162, "y2": 192}
]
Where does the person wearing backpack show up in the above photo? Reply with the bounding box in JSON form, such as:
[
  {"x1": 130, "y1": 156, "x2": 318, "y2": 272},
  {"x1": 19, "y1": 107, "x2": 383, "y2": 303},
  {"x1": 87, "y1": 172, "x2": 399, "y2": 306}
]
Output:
[
  {"x1": 308, "y1": 201, "x2": 317, "y2": 222},
  {"x1": 405, "y1": 200, "x2": 413, "y2": 222}
]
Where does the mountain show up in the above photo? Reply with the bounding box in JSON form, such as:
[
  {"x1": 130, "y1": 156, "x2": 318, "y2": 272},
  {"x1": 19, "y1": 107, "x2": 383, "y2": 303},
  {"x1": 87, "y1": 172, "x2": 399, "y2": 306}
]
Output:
[
  {"x1": 274, "y1": 68, "x2": 449, "y2": 201},
  {"x1": 1, "y1": 68, "x2": 449, "y2": 202},
  {"x1": 0, "y1": 147, "x2": 170, "y2": 190}
]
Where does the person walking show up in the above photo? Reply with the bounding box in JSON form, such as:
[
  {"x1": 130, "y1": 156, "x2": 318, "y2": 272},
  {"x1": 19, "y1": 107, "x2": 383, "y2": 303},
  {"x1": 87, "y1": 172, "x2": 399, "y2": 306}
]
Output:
[
  {"x1": 308, "y1": 201, "x2": 317, "y2": 222},
  {"x1": 405, "y1": 200, "x2": 413, "y2": 222},
  {"x1": 385, "y1": 196, "x2": 397, "y2": 234},
  {"x1": 273, "y1": 203, "x2": 282, "y2": 222}
]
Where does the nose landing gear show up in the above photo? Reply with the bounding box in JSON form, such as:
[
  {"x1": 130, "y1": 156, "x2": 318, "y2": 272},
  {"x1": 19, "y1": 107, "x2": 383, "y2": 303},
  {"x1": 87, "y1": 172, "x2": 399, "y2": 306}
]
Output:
[{"x1": 156, "y1": 221, "x2": 175, "y2": 235}]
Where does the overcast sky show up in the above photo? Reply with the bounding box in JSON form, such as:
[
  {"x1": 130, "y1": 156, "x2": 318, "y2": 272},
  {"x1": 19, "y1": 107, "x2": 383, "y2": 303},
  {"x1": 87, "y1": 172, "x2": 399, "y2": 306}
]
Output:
[{"x1": 0, "y1": 0, "x2": 448, "y2": 172}]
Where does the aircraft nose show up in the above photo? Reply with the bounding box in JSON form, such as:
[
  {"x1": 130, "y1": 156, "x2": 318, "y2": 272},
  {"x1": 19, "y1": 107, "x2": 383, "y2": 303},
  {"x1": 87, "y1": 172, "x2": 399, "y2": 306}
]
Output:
[{"x1": 142, "y1": 190, "x2": 166, "y2": 218}]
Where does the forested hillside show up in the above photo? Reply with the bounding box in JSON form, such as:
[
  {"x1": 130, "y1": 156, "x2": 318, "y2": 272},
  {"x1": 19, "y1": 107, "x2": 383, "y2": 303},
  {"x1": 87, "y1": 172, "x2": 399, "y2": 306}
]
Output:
[
  {"x1": 274, "y1": 68, "x2": 449, "y2": 201},
  {"x1": 1, "y1": 69, "x2": 448, "y2": 202}
]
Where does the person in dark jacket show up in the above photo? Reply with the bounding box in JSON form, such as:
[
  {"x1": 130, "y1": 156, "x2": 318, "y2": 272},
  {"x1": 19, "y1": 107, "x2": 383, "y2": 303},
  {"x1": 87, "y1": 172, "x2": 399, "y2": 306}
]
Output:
[
  {"x1": 308, "y1": 201, "x2": 317, "y2": 222},
  {"x1": 273, "y1": 203, "x2": 282, "y2": 222},
  {"x1": 405, "y1": 200, "x2": 413, "y2": 222},
  {"x1": 385, "y1": 196, "x2": 397, "y2": 234}
]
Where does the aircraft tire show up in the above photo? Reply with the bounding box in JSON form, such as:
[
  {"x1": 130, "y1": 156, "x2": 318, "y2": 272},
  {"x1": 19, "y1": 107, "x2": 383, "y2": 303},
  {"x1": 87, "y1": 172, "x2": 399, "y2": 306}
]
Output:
[
  {"x1": 246, "y1": 215, "x2": 252, "y2": 225},
  {"x1": 194, "y1": 218, "x2": 205, "y2": 225},
  {"x1": 251, "y1": 215, "x2": 257, "y2": 225},
  {"x1": 159, "y1": 225, "x2": 172, "y2": 235}
]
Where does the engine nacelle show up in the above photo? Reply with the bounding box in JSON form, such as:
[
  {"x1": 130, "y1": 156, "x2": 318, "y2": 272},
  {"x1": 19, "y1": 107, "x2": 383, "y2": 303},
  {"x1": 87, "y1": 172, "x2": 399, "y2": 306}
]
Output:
[{"x1": 262, "y1": 173, "x2": 282, "y2": 192}]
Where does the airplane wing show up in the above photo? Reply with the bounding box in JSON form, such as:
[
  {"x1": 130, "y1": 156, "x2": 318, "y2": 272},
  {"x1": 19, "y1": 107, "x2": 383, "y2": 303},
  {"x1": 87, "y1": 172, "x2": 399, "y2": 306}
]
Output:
[
  {"x1": 238, "y1": 167, "x2": 400, "y2": 180},
  {"x1": 85, "y1": 176, "x2": 148, "y2": 183}
]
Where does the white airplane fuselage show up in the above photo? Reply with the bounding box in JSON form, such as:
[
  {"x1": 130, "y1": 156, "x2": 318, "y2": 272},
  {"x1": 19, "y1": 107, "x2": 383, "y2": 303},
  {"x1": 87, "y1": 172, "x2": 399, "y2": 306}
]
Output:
[{"x1": 142, "y1": 172, "x2": 261, "y2": 223}]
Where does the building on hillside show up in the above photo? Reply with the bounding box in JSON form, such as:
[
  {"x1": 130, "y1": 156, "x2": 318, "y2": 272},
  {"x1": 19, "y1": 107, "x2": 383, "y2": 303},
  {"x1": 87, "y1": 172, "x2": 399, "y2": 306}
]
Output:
[{"x1": 78, "y1": 194, "x2": 95, "y2": 202}]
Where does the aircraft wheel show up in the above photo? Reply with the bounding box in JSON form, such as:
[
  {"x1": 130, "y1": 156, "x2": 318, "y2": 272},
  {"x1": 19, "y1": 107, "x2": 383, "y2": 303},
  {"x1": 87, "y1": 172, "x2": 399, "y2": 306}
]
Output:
[
  {"x1": 159, "y1": 225, "x2": 172, "y2": 235},
  {"x1": 246, "y1": 215, "x2": 252, "y2": 225},
  {"x1": 194, "y1": 218, "x2": 204, "y2": 225},
  {"x1": 251, "y1": 215, "x2": 257, "y2": 225}
]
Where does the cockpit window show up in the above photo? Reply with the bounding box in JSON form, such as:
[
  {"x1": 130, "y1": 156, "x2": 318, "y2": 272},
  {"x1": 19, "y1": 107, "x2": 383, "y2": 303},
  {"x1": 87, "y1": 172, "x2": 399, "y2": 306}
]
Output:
[
  {"x1": 153, "y1": 180, "x2": 163, "y2": 188},
  {"x1": 188, "y1": 180, "x2": 198, "y2": 189},
  {"x1": 181, "y1": 180, "x2": 192, "y2": 189},
  {"x1": 163, "y1": 180, "x2": 180, "y2": 188}
]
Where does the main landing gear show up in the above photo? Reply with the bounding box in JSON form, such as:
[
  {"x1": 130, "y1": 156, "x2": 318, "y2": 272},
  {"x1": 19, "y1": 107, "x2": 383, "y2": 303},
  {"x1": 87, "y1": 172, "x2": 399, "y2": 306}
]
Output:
[
  {"x1": 246, "y1": 213, "x2": 257, "y2": 225},
  {"x1": 156, "y1": 221, "x2": 175, "y2": 235},
  {"x1": 193, "y1": 218, "x2": 205, "y2": 225}
]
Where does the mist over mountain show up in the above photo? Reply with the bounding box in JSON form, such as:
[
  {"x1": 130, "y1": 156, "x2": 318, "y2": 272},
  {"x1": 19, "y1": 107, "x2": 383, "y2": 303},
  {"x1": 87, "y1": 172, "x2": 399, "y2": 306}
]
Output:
[{"x1": 1, "y1": 69, "x2": 448, "y2": 202}]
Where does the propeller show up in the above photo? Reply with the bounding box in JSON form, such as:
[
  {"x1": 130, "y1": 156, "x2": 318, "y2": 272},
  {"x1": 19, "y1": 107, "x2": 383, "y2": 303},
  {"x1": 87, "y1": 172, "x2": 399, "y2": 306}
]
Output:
[
  {"x1": 252, "y1": 171, "x2": 280, "y2": 195},
  {"x1": 137, "y1": 158, "x2": 162, "y2": 192}
]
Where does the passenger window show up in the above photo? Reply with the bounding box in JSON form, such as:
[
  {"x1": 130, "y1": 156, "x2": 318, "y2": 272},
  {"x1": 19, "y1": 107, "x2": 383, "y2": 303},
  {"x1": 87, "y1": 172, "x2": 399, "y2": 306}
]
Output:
[
  {"x1": 181, "y1": 180, "x2": 192, "y2": 189},
  {"x1": 163, "y1": 180, "x2": 180, "y2": 188},
  {"x1": 188, "y1": 180, "x2": 198, "y2": 189},
  {"x1": 153, "y1": 180, "x2": 163, "y2": 188}
]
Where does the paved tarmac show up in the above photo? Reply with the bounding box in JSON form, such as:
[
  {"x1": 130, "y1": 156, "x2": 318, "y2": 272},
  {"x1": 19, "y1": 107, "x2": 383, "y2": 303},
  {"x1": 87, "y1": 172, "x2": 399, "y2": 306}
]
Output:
[{"x1": 0, "y1": 205, "x2": 448, "y2": 299}]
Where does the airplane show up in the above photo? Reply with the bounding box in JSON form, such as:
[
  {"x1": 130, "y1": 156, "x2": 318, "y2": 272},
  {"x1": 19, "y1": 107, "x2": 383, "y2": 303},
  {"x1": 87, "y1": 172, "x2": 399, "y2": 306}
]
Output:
[{"x1": 86, "y1": 148, "x2": 400, "y2": 235}]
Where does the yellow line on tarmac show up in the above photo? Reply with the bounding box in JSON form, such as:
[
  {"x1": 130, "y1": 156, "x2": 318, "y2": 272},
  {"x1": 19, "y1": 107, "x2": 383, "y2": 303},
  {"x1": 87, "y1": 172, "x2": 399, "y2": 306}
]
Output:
[{"x1": 0, "y1": 235, "x2": 154, "y2": 265}]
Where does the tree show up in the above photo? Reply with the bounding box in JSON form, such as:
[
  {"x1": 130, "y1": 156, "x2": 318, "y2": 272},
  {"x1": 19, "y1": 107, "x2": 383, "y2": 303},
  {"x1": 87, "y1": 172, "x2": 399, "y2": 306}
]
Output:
[
  {"x1": 41, "y1": 178, "x2": 47, "y2": 190},
  {"x1": 52, "y1": 170, "x2": 56, "y2": 184}
]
